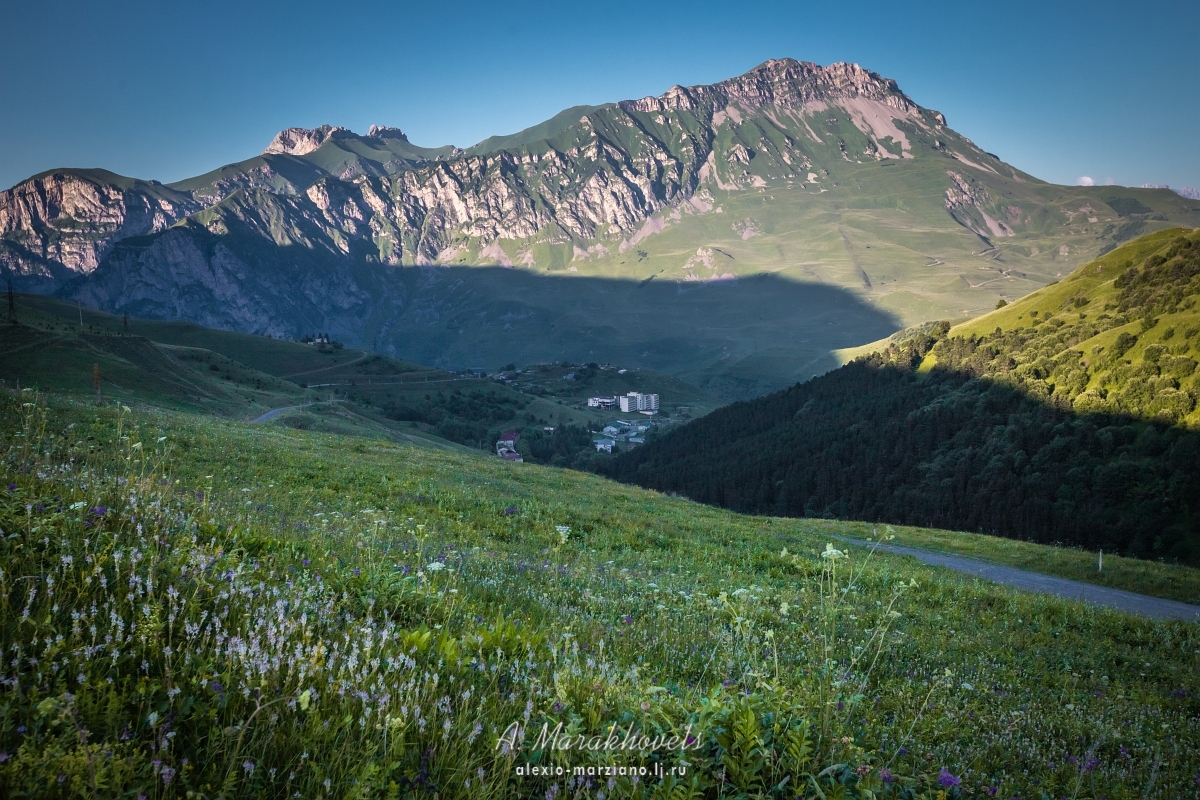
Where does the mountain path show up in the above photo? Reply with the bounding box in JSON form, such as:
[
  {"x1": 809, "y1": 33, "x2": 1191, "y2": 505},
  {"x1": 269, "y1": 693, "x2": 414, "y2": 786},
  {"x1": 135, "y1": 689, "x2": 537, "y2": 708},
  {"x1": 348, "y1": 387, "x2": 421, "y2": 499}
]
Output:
[
  {"x1": 833, "y1": 536, "x2": 1200, "y2": 622},
  {"x1": 249, "y1": 403, "x2": 320, "y2": 424},
  {"x1": 281, "y1": 352, "x2": 370, "y2": 379}
]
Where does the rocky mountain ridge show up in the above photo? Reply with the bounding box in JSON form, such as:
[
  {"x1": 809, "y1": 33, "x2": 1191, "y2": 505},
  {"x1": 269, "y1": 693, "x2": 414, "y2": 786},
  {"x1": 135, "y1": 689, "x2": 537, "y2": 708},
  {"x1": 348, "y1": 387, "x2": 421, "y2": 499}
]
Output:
[
  {"x1": 3, "y1": 58, "x2": 1198, "y2": 399},
  {"x1": 0, "y1": 59, "x2": 970, "y2": 285}
]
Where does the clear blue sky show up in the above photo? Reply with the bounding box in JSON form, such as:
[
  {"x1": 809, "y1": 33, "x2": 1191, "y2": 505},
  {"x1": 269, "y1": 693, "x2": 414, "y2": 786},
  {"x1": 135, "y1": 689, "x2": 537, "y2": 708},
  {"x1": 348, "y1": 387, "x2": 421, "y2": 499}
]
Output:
[{"x1": 2, "y1": 0, "x2": 1197, "y2": 193}]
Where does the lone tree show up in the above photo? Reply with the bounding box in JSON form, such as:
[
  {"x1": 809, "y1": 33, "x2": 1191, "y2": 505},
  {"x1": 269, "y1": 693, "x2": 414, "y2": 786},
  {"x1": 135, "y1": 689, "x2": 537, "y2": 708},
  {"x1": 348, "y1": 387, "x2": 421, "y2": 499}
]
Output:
[{"x1": 123, "y1": 311, "x2": 129, "y2": 334}]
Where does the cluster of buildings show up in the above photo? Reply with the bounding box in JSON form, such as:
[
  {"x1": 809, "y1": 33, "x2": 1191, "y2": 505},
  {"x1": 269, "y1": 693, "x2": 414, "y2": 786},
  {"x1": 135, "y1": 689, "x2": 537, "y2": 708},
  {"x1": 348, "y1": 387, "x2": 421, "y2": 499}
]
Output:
[
  {"x1": 594, "y1": 419, "x2": 653, "y2": 453},
  {"x1": 587, "y1": 392, "x2": 660, "y2": 414}
]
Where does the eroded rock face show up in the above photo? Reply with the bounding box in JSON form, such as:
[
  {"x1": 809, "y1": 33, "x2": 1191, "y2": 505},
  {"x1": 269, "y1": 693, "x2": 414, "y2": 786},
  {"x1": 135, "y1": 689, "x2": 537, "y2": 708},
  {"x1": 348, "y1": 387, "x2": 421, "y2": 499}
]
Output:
[
  {"x1": 0, "y1": 171, "x2": 198, "y2": 287},
  {"x1": 621, "y1": 59, "x2": 915, "y2": 116},
  {"x1": 944, "y1": 170, "x2": 1015, "y2": 240},
  {"x1": 367, "y1": 125, "x2": 408, "y2": 140},
  {"x1": 263, "y1": 125, "x2": 350, "y2": 156}
]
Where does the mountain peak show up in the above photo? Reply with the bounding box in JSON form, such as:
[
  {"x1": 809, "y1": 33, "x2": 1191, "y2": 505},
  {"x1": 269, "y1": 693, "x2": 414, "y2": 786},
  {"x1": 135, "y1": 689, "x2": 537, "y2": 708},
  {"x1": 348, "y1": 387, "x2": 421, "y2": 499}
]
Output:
[
  {"x1": 263, "y1": 125, "x2": 350, "y2": 156},
  {"x1": 620, "y1": 58, "x2": 915, "y2": 116},
  {"x1": 367, "y1": 125, "x2": 409, "y2": 141}
]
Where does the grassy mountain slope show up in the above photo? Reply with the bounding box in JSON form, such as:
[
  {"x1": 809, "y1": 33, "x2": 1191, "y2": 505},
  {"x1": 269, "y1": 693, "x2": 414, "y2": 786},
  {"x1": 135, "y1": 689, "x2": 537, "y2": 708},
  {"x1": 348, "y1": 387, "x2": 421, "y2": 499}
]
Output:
[
  {"x1": 2, "y1": 392, "x2": 1198, "y2": 797},
  {"x1": 463, "y1": 104, "x2": 611, "y2": 155},
  {"x1": 1, "y1": 294, "x2": 714, "y2": 461},
  {"x1": 606, "y1": 229, "x2": 1200, "y2": 563},
  {"x1": 0, "y1": 294, "x2": 496, "y2": 451}
]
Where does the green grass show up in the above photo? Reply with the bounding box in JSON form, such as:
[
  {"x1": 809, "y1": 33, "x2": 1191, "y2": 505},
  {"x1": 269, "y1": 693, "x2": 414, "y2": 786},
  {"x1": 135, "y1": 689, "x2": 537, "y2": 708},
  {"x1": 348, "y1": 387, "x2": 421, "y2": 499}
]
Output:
[
  {"x1": 1, "y1": 392, "x2": 1198, "y2": 798},
  {"x1": 1, "y1": 294, "x2": 621, "y2": 454},
  {"x1": 928, "y1": 229, "x2": 1200, "y2": 427}
]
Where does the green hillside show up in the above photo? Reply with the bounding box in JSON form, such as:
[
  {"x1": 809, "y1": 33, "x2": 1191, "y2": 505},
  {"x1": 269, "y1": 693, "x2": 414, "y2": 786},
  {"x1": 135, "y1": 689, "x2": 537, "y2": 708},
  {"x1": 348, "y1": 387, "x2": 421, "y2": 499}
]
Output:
[
  {"x1": 929, "y1": 227, "x2": 1200, "y2": 425},
  {"x1": 0, "y1": 295, "x2": 515, "y2": 452},
  {"x1": 0, "y1": 295, "x2": 721, "y2": 463},
  {"x1": 607, "y1": 229, "x2": 1200, "y2": 564},
  {"x1": 2, "y1": 391, "x2": 1198, "y2": 798},
  {"x1": 464, "y1": 104, "x2": 611, "y2": 155}
]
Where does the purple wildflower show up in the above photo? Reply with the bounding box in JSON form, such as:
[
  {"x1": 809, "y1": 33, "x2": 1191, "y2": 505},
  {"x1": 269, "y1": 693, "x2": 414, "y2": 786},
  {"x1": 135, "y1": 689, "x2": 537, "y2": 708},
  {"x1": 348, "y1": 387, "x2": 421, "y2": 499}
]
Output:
[
  {"x1": 91, "y1": 506, "x2": 106, "y2": 516},
  {"x1": 302, "y1": 558, "x2": 310, "y2": 566},
  {"x1": 242, "y1": 759, "x2": 255, "y2": 774},
  {"x1": 6, "y1": 483, "x2": 15, "y2": 491},
  {"x1": 937, "y1": 768, "x2": 961, "y2": 788},
  {"x1": 504, "y1": 506, "x2": 518, "y2": 516},
  {"x1": 878, "y1": 768, "x2": 893, "y2": 785}
]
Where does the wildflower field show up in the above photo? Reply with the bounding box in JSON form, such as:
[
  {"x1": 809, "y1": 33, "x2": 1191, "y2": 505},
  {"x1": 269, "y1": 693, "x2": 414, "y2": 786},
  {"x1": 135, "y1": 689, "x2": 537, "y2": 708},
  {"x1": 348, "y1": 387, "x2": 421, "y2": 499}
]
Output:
[{"x1": 1, "y1": 391, "x2": 1198, "y2": 798}]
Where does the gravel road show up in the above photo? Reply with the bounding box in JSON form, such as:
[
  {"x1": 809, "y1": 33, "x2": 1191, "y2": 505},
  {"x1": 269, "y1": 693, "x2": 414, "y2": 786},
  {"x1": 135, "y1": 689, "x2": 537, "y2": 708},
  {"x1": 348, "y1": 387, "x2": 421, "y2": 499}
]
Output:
[{"x1": 838, "y1": 538, "x2": 1200, "y2": 622}]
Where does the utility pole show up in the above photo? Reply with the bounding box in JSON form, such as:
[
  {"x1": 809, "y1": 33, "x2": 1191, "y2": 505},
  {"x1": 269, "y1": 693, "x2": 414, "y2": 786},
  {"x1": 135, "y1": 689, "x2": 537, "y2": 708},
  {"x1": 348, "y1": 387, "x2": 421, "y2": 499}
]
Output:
[
  {"x1": 123, "y1": 311, "x2": 129, "y2": 334},
  {"x1": 79, "y1": 302, "x2": 84, "y2": 331},
  {"x1": 93, "y1": 363, "x2": 102, "y2": 405},
  {"x1": 6, "y1": 279, "x2": 14, "y2": 323}
]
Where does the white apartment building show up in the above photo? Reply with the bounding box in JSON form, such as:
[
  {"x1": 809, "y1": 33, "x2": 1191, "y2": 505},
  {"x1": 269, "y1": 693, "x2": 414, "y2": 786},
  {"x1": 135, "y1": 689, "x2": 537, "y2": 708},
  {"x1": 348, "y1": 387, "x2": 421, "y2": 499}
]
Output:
[{"x1": 619, "y1": 392, "x2": 659, "y2": 413}]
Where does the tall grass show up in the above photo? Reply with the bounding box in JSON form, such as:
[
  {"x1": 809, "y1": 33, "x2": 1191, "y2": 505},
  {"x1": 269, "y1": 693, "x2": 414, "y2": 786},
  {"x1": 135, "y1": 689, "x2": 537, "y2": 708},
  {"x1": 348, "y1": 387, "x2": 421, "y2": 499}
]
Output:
[{"x1": 1, "y1": 391, "x2": 1197, "y2": 798}]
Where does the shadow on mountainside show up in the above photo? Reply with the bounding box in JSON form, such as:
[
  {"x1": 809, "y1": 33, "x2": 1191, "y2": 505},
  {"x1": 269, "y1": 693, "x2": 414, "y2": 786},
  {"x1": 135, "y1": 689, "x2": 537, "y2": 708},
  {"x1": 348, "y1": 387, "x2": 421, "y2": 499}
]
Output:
[{"x1": 58, "y1": 225, "x2": 901, "y2": 401}]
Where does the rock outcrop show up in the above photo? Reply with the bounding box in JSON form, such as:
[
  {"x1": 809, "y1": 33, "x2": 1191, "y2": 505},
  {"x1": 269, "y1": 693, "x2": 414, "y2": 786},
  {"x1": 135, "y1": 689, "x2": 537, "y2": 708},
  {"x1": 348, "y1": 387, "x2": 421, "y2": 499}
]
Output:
[
  {"x1": 263, "y1": 125, "x2": 350, "y2": 156},
  {"x1": 0, "y1": 169, "x2": 198, "y2": 289}
]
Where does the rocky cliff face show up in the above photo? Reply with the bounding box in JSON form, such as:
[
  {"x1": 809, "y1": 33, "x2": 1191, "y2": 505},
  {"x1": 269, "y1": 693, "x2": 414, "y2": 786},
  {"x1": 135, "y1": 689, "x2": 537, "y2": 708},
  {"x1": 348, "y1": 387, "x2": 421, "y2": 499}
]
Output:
[
  {"x1": 0, "y1": 170, "x2": 198, "y2": 289},
  {"x1": 263, "y1": 124, "x2": 350, "y2": 155},
  {"x1": 2, "y1": 59, "x2": 968, "y2": 288}
]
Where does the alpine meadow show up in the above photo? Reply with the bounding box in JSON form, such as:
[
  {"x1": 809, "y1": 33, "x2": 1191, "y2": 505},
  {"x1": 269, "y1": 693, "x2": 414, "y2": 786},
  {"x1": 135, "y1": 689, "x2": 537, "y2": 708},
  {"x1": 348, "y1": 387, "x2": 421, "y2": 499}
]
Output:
[{"x1": 2, "y1": 26, "x2": 1200, "y2": 800}]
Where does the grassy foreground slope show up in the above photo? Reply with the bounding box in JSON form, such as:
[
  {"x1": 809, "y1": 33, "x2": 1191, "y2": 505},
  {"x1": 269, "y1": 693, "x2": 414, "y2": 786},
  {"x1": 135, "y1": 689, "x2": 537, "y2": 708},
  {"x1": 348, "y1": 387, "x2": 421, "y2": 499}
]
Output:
[
  {"x1": 0, "y1": 394, "x2": 1197, "y2": 798},
  {"x1": 607, "y1": 230, "x2": 1200, "y2": 564}
]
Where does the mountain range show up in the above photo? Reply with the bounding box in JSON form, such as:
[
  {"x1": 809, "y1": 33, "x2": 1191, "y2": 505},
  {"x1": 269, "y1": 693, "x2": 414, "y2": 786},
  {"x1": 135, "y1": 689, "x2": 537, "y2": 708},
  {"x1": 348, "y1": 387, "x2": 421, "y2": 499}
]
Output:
[{"x1": 4, "y1": 59, "x2": 1199, "y2": 399}]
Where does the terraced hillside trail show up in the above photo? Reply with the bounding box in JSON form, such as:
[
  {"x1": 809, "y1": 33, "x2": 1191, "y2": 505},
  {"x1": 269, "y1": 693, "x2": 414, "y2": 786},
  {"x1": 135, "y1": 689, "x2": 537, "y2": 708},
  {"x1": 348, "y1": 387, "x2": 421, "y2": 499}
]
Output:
[
  {"x1": 837, "y1": 536, "x2": 1200, "y2": 621},
  {"x1": 281, "y1": 351, "x2": 370, "y2": 379}
]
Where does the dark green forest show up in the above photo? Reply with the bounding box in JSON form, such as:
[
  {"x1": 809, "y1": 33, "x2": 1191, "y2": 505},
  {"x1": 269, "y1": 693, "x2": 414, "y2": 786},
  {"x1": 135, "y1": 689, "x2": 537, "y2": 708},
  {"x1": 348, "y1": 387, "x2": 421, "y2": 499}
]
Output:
[{"x1": 604, "y1": 231, "x2": 1200, "y2": 564}]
